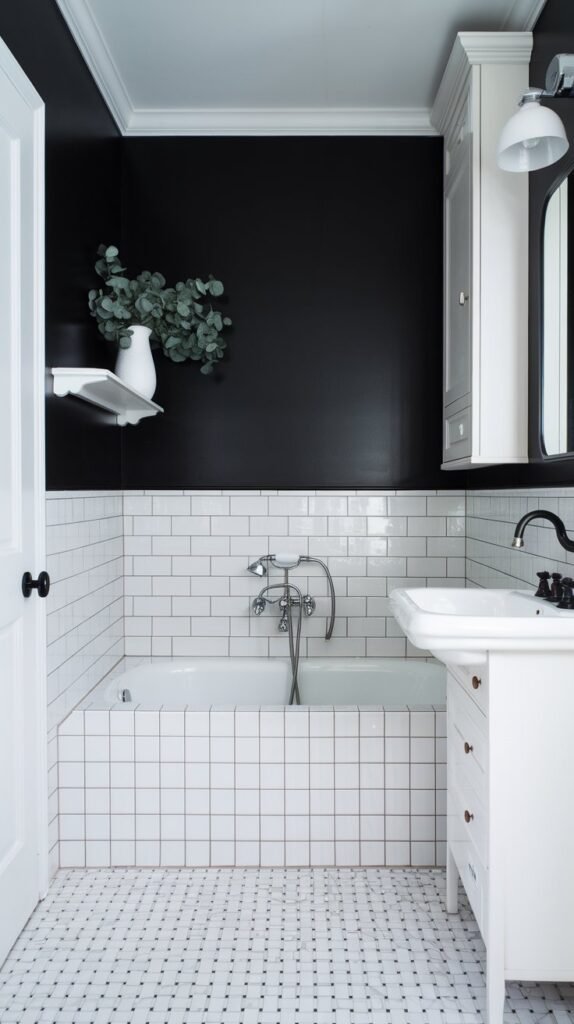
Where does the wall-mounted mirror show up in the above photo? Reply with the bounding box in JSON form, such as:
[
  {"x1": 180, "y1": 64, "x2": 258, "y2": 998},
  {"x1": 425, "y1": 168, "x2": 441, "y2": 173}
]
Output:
[{"x1": 542, "y1": 172, "x2": 574, "y2": 455}]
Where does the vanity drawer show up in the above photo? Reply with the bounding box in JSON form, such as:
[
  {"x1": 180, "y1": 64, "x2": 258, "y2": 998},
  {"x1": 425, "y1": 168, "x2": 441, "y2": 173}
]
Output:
[
  {"x1": 449, "y1": 678, "x2": 488, "y2": 776},
  {"x1": 449, "y1": 732, "x2": 486, "y2": 808},
  {"x1": 449, "y1": 826, "x2": 488, "y2": 941},
  {"x1": 449, "y1": 768, "x2": 488, "y2": 867},
  {"x1": 449, "y1": 664, "x2": 488, "y2": 717}
]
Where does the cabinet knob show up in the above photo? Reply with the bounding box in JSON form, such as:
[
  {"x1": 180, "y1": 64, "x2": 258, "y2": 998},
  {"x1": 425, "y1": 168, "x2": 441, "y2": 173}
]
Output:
[
  {"x1": 464, "y1": 810, "x2": 474, "y2": 823},
  {"x1": 464, "y1": 741, "x2": 473, "y2": 754},
  {"x1": 471, "y1": 676, "x2": 481, "y2": 690},
  {"x1": 458, "y1": 291, "x2": 469, "y2": 306}
]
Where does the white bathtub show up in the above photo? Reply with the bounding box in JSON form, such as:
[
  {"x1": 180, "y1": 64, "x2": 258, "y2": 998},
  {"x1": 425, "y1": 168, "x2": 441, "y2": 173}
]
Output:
[{"x1": 100, "y1": 657, "x2": 445, "y2": 708}]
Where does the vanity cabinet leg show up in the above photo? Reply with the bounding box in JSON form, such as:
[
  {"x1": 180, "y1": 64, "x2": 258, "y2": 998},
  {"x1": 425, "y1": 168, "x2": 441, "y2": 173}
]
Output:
[
  {"x1": 486, "y1": 954, "x2": 506, "y2": 1024},
  {"x1": 446, "y1": 846, "x2": 459, "y2": 913}
]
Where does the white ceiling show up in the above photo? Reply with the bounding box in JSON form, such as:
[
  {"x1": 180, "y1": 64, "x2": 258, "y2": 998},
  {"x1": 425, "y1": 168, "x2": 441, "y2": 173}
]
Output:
[{"x1": 56, "y1": 0, "x2": 546, "y2": 135}]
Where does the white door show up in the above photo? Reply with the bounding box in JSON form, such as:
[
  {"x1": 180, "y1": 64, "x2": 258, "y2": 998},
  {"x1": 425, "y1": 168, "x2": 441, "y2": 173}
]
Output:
[{"x1": 0, "y1": 37, "x2": 46, "y2": 965}]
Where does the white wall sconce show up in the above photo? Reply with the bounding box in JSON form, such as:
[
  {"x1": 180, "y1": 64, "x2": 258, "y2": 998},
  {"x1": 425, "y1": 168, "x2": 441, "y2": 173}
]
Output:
[{"x1": 497, "y1": 54, "x2": 574, "y2": 172}]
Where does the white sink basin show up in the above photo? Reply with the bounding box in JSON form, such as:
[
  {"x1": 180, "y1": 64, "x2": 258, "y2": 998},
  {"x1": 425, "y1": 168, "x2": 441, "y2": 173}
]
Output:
[{"x1": 390, "y1": 587, "x2": 574, "y2": 665}]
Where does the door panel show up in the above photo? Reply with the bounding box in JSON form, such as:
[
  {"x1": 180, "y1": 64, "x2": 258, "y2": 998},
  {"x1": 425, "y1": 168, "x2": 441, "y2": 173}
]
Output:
[{"x1": 0, "y1": 38, "x2": 45, "y2": 965}]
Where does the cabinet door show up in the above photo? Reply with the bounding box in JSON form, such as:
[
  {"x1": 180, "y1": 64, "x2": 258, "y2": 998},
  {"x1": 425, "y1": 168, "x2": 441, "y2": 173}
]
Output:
[{"x1": 444, "y1": 141, "x2": 472, "y2": 411}]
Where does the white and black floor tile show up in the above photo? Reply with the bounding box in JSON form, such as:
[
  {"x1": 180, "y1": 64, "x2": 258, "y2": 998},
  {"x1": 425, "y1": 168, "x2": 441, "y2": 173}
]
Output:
[{"x1": 0, "y1": 868, "x2": 572, "y2": 1023}]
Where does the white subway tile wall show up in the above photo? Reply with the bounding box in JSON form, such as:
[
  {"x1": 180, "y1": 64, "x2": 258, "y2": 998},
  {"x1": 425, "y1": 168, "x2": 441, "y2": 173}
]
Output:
[
  {"x1": 46, "y1": 492, "x2": 124, "y2": 731},
  {"x1": 58, "y1": 705, "x2": 446, "y2": 869},
  {"x1": 123, "y1": 490, "x2": 466, "y2": 658},
  {"x1": 466, "y1": 488, "x2": 574, "y2": 589}
]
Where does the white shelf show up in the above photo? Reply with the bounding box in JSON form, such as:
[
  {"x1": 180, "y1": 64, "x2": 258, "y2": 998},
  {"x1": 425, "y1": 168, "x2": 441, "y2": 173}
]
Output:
[{"x1": 50, "y1": 367, "x2": 163, "y2": 426}]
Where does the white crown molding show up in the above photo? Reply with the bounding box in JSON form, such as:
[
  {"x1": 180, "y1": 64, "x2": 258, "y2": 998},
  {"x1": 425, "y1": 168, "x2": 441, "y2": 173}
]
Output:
[
  {"x1": 456, "y1": 31, "x2": 533, "y2": 65},
  {"x1": 502, "y1": 0, "x2": 547, "y2": 31},
  {"x1": 55, "y1": 0, "x2": 436, "y2": 136},
  {"x1": 56, "y1": 1, "x2": 538, "y2": 139},
  {"x1": 431, "y1": 32, "x2": 533, "y2": 135},
  {"x1": 56, "y1": 0, "x2": 131, "y2": 133},
  {"x1": 125, "y1": 107, "x2": 437, "y2": 136}
]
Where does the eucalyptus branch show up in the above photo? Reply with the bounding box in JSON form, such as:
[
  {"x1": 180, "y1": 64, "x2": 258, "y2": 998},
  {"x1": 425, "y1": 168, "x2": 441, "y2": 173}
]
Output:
[{"x1": 88, "y1": 244, "x2": 232, "y2": 374}]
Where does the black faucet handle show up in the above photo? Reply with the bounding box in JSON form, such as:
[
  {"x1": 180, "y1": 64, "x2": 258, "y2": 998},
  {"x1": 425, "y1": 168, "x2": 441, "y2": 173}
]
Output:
[
  {"x1": 558, "y1": 577, "x2": 574, "y2": 609},
  {"x1": 548, "y1": 572, "x2": 564, "y2": 602},
  {"x1": 535, "y1": 571, "x2": 552, "y2": 598}
]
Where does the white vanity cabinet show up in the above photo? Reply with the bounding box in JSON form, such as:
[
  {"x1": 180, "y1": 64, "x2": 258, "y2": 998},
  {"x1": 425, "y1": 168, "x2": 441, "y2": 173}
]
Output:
[
  {"x1": 432, "y1": 33, "x2": 531, "y2": 468},
  {"x1": 446, "y1": 656, "x2": 574, "y2": 1023}
]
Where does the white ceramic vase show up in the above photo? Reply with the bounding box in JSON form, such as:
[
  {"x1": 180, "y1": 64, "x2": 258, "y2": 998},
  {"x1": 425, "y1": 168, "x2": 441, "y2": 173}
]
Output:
[{"x1": 114, "y1": 325, "x2": 157, "y2": 400}]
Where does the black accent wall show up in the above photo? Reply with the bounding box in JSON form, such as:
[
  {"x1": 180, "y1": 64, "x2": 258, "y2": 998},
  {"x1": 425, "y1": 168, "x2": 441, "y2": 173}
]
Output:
[
  {"x1": 0, "y1": 0, "x2": 122, "y2": 490},
  {"x1": 121, "y1": 137, "x2": 458, "y2": 490}
]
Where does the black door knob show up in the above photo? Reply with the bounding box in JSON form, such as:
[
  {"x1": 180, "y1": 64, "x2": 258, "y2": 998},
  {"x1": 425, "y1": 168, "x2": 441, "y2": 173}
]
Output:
[{"x1": 22, "y1": 571, "x2": 50, "y2": 598}]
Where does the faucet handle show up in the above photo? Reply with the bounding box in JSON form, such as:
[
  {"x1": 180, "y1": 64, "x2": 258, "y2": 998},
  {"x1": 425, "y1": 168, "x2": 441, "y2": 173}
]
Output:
[
  {"x1": 535, "y1": 571, "x2": 551, "y2": 598},
  {"x1": 558, "y1": 577, "x2": 574, "y2": 609},
  {"x1": 548, "y1": 572, "x2": 563, "y2": 603}
]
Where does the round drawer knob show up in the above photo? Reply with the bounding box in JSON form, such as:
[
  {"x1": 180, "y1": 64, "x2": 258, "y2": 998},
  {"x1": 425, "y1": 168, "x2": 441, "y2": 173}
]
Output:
[
  {"x1": 471, "y1": 676, "x2": 481, "y2": 690},
  {"x1": 464, "y1": 742, "x2": 473, "y2": 754},
  {"x1": 464, "y1": 810, "x2": 474, "y2": 824}
]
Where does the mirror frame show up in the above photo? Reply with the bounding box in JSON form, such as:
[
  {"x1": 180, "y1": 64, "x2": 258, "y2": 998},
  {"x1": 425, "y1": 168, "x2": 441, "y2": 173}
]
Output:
[
  {"x1": 531, "y1": 122, "x2": 574, "y2": 465},
  {"x1": 540, "y1": 171, "x2": 572, "y2": 457}
]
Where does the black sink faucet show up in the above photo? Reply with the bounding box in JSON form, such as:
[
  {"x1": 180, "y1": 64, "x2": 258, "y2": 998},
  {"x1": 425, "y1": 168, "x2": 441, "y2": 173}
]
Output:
[{"x1": 512, "y1": 510, "x2": 574, "y2": 553}]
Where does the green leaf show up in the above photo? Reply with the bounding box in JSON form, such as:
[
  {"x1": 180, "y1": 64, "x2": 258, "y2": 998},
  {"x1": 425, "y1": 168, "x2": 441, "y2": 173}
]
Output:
[
  {"x1": 135, "y1": 296, "x2": 154, "y2": 315},
  {"x1": 105, "y1": 245, "x2": 119, "y2": 259},
  {"x1": 107, "y1": 276, "x2": 130, "y2": 292}
]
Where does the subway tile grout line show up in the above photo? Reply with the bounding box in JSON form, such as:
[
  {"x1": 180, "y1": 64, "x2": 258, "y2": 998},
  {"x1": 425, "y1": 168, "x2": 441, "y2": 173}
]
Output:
[
  {"x1": 48, "y1": 610, "x2": 124, "y2": 674},
  {"x1": 47, "y1": 649, "x2": 124, "y2": 713},
  {"x1": 47, "y1": 589, "x2": 124, "y2": 647},
  {"x1": 47, "y1": 554, "x2": 124, "y2": 588}
]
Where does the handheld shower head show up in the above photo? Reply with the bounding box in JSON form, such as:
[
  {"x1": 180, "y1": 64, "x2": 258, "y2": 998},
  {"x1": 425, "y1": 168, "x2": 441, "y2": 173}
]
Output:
[
  {"x1": 246, "y1": 554, "x2": 302, "y2": 576},
  {"x1": 247, "y1": 559, "x2": 267, "y2": 577},
  {"x1": 271, "y1": 553, "x2": 301, "y2": 569}
]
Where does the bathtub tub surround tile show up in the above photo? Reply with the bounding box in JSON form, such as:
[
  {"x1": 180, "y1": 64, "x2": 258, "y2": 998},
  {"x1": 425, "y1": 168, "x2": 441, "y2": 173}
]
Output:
[{"x1": 57, "y1": 704, "x2": 445, "y2": 869}]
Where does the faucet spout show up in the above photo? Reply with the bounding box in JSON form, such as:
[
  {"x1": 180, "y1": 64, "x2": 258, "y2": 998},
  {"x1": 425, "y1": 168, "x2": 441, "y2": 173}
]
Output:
[{"x1": 512, "y1": 509, "x2": 574, "y2": 553}]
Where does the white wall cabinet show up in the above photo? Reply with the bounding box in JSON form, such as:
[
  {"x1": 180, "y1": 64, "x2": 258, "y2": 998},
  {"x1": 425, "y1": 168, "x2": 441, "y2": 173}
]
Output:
[
  {"x1": 432, "y1": 33, "x2": 531, "y2": 469},
  {"x1": 446, "y1": 656, "x2": 574, "y2": 1023}
]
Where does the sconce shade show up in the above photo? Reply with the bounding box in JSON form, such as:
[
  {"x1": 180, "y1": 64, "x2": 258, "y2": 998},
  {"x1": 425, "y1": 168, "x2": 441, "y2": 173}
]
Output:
[{"x1": 497, "y1": 98, "x2": 569, "y2": 171}]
